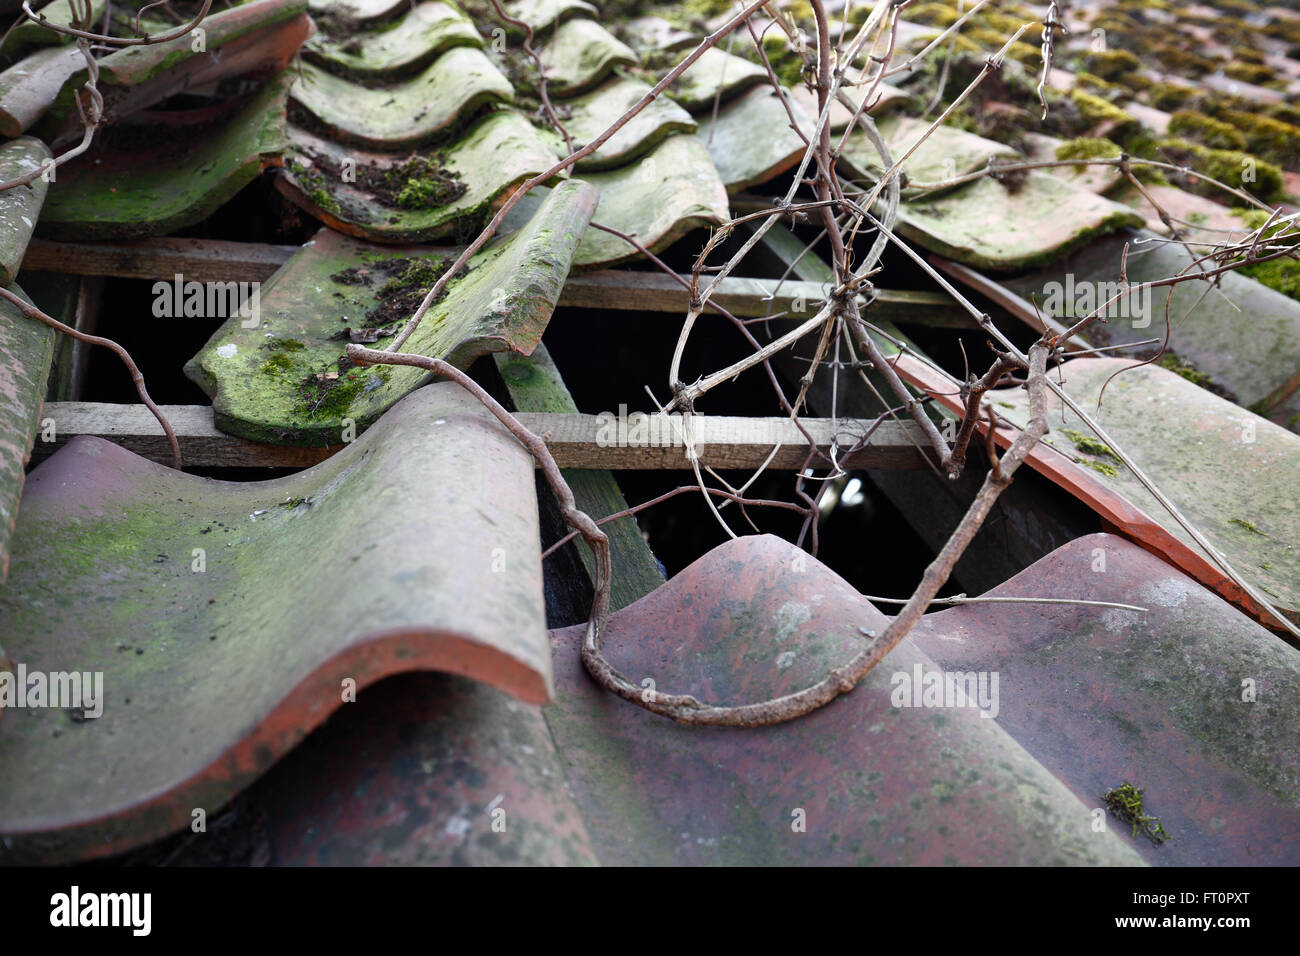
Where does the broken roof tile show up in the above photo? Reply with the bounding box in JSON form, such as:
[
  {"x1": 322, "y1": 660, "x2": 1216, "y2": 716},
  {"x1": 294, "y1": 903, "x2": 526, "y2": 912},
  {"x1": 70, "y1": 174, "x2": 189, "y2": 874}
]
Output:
[
  {"x1": 534, "y1": 16, "x2": 637, "y2": 97},
  {"x1": 0, "y1": 283, "x2": 55, "y2": 582},
  {"x1": 302, "y1": 1, "x2": 481, "y2": 79},
  {"x1": 277, "y1": 108, "x2": 560, "y2": 244},
  {"x1": 37, "y1": 72, "x2": 292, "y2": 240},
  {"x1": 187, "y1": 180, "x2": 595, "y2": 445},
  {"x1": 0, "y1": 382, "x2": 550, "y2": 863},
  {"x1": 559, "y1": 75, "x2": 696, "y2": 171},
  {"x1": 0, "y1": 135, "x2": 51, "y2": 283},
  {"x1": 572, "y1": 133, "x2": 729, "y2": 268},
  {"x1": 288, "y1": 47, "x2": 514, "y2": 149}
]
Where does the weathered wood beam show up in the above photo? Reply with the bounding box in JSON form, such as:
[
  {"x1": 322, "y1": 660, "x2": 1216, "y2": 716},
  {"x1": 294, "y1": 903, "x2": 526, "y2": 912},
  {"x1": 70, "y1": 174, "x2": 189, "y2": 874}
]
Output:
[
  {"x1": 21, "y1": 237, "x2": 966, "y2": 324},
  {"x1": 32, "y1": 402, "x2": 934, "y2": 471},
  {"x1": 22, "y1": 237, "x2": 299, "y2": 284}
]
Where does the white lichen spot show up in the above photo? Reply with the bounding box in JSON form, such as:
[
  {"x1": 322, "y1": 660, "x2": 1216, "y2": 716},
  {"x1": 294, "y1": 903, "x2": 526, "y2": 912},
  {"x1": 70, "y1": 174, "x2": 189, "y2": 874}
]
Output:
[
  {"x1": 443, "y1": 814, "x2": 472, "y2": 839},
  {"x1": 216, "y1": 343, "x2": 238, "y2": 358},
  {"x1": 776, "y1": 650, "x2": 797, "y2": 669},
  {"x1": 774, "y1": 601, "x2": 812, "y2": 641}
]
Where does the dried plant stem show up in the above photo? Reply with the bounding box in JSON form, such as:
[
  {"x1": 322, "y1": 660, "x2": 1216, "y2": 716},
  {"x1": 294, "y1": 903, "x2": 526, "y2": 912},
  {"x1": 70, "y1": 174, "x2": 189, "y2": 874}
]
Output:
[{"x1": 0, "y1": 285, "x2": 181, "y2": 470}]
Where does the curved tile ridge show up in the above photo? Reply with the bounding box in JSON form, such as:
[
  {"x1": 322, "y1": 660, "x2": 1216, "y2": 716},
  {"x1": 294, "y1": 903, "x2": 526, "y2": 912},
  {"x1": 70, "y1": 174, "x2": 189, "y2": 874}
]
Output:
[
  {"x1": 0, "y1": 284, "x2": 55, "y2": 584},
  {"x1": 307, "y1": 0, "x2": 408, "y2": 23},
  {"x1": 557, "y1": 74, "x2": 696, "y2": 171},
  {"x1": 839, "y1": 113, "x2": 1021, "y2": 189},
  {"x1": 0, "y1": 45, "x2": 84, "y2": 138},
  {"x1": 659, "y1": 46, "x2": 767, "y2": 112},
  {"x1": 926, "y1": 356, "x2": 1300, "y2": 627},
  {"x1": 277, "y1": 108, "x2": 561, "y2": 244},
  {"x1": 289, "y1": 47, "x2": 514, "y2": 149},
  {"x1": 913, "y1": 533, "x2": 1300, "y2": 866},
  {"x1": 696, "y1": 85, "x2": 814, "y2": 193},
  {"x1": 187, "y1": 180, "x2": 597, "y2": 446},
  {"x1": 303, "y1": 0, "x2": 481, "y2": 80},
  {"x1": 4, "y1": 0, "x2": 106, "y2": 54},
  {"x1": 235, "y1": 672, "x2": 601, "y2": 865},
  {"x1": 505, "y1": 0, "x2": 597, "y2": 35},
  {"x1": 896, "y1": 170, "x2": 1144, "y2": 272},
  {"x1": 0, "y1": 381, "x2": 551, "y2": 864},
  {"x1": 35, "y1": 0, "x2": 310, "y2": 150},
  {"x1": 534, "y1": 16, "x2": 637, "y2": 97},
  {"x1": 545, "y1": 534, "x2": 1146, "y2": 866},
  {"x1": 37, "y1": 73, "x2": 292, "y2": 241},
  {"x1": 0, "y1": 136, "x2": 51, "y2": 284},
  {"x1": 572, "y1": 133, "x2": 729, "y2": 268}
]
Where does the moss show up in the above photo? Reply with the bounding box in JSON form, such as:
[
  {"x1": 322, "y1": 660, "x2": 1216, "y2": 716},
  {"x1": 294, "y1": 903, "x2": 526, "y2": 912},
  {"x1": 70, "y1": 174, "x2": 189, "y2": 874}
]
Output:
[
  {"x1": 1153, "y1": 44, "x2": 1219, "y2": 77},
  {"x1": 1062, "y1": 428, "x2": 1121, "y2": 462},
  {"x1": 1078, "y1": 458, "x2": 1116, "y2": 478},
  {"x1": 1156, "y1": 351, "x2": 1213, "y2": 389},
  {"x1": 296, "y1": 363, "x2": 392, "y2": 419},
  {"x1": 904, "y1": 3, "x2": 961, "y2": 28},
  {"x1": 384, "y1": 155, "x2": 466, "y2": 210},
  {"x1": 1085, "y1": 48, "x2": 1141, "y2": 81},
  {"x1": 1055, "y1": 136, "x2": 1122, "y2": 161},
  {"x1": 260, "y1": 353, "x2": 295, "y2": 375},
  {"x1": 1155, "y1": 138, "x2": 1284, "y2": 203},
  {"x1": 264, "y1": 337, "x2": 305, "y2": 353},
  {"x1": 1070, "y1": 89, "x2": 1140, "y2": 140},
  {"x1": 1103, "y1": 783, "x2": 1168, "y2": 845},
  {"x1": 1219, "y1": 110, "x2": 1300, "y2": 172},
  {"x1": 1146, "y1": 82, "x2": 1193, "y2": 112},
  {"x1": 1224, "y1": 61, "x2": 1275, "y2": 86},
  {"x1": 1230, "y1": 517, "x2": 1268, "y2": 536},
  {"x1": 1074, "y1": 71, "x2": 1129, "y2": 97},
  {"x1": 287, "y1": 158, "x2": 342, "y2": 214},
  {"x1": 1238, "y1": 257, "x2": 1300, "y2": 302},
  {"x1": 1168, "y1": 110, "x2": 1247, "y2": 151}
]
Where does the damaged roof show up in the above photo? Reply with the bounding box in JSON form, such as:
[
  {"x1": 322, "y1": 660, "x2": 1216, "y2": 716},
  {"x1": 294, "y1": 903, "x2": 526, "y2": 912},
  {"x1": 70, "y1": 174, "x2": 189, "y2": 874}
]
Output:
[{"x1": 1, "y1": 0, "x2": 1299, "y2": 866}]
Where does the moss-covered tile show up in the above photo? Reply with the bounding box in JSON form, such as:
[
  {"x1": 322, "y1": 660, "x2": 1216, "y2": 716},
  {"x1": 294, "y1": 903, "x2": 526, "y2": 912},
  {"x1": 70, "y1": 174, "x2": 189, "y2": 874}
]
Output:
[
  {"x1": 696, "y1": 85, "x2": 813, "y2": 193},
  {"x1": 534, "y1": 16, "x2": 637, "y2": 97},
  {"x1": 290, "y1": 47, "x2": 514, "y2": 149},
  {"x1": 303, "y1": 0, "x2": 481, "y2": 79},
  {"x1": 558, "y1": 75, "x2": 695, "y2": 170},
  {"x1": 896, "y1": 170, "x2": 1145, "y2": 271},
  {"x1": 186, "y1": 179, "x2": 596, "y2": 445},
  {"x1": 277, "y1": 108, "x2": 561, "y2": 244},
  {"x1": 0, "y1": 136, "x2": 50, "y2": 283},
  {"x1": 37, "y1": 72, "x2": 290, "y2": 240},
  {"x1": 571, "y1": 133, "x2": 729, "y2": 268}
]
